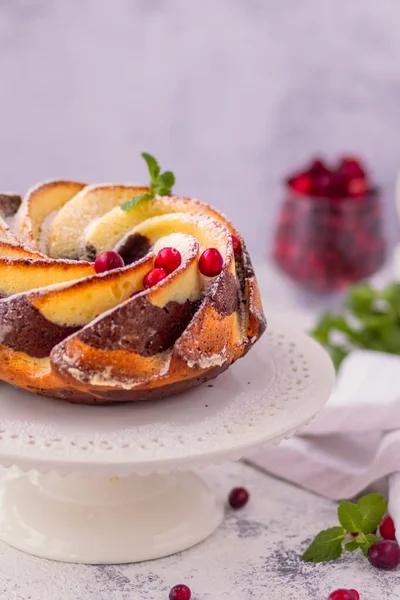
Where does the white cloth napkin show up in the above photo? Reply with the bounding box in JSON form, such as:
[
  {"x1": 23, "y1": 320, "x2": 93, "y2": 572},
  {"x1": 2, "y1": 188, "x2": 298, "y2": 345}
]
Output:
[{"x1": 249, "y1": 349, "x2": 400, "y2": 527}]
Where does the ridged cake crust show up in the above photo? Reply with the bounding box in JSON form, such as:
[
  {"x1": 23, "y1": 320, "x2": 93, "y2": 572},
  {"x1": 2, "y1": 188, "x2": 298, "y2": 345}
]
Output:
[{"x1": 0, "y1": 183, "x2": 266, "y2": 403}]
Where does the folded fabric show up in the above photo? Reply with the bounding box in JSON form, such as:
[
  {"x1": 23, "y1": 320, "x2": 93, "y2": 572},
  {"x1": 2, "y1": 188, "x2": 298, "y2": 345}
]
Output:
[{"x1": 249, "y1": 350, "x2": 400, "y2": 515}]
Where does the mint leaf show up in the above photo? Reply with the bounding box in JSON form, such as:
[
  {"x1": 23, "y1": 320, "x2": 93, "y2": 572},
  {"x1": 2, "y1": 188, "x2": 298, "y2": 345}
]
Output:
[
  {"x1": 120, "y1": 192, "x2": 153, "y2": 212},
  {"x1": 345, "y1": 284, "x2": 376, "y2": 315},
  {"x1": 310, "y1": 313, "x2": 333, "y2": 345},
  {"x1": 141, "y1": 152, "x2": 160, "y2": 182},
  {"x1": 302, "y1": 526, "x2": 346, "y2": 563},
  {"x1": 338, "y1": 500, "x2": 364, "y2": 533},
  {"x1": 152, "y1": 171, "x2": 175, "y2": 196},
  {"x1": 310, "y1": 281, "x2": 400, "y2": 369},
  {"x1": 158, "y1": 170, "x2": 175, "y2": 189},
  {"x1": 330, "y1": 347, "x2": 350, "y2": 370},
  {"x1": 344, "y1": 539, "x2": 359, "y2": 552},
  {"x1": 355, "y1": 533, "x2": 380, "y2": 556},
  {"x1": 357, "y1": 494, "x2": 387, "y2": 534},
  {"x1": 382, "y1": 283, "x2": 400, "y2": 312},
  {"x1": 123, "y1": 152, "x2": 176, "y2": 211},
  {"x1": 139, "y1": 152, "x2": 176, "y2": 198}
]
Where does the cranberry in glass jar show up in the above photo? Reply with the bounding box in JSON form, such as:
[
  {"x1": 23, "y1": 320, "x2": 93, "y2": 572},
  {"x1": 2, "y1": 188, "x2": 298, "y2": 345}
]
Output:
[{"x1": 273, "y1": 156, "x2": 386, "y2": 292}]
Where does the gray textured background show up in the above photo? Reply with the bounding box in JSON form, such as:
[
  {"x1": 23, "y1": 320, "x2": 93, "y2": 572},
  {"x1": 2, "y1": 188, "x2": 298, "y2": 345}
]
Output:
[{"x1": 0, "y1": 0, "x2": 399, "y2": 255}]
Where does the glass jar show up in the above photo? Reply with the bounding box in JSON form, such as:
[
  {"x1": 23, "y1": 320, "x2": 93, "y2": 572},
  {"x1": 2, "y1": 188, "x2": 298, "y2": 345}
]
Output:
[{"x1": 273, "y1": 187, "x2": 386, "y2": 293}]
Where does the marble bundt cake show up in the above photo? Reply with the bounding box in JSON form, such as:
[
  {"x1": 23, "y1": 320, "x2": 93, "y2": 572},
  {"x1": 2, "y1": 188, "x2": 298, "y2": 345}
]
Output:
[{"x1": 0, "y1": 154, "x2": 266, "y2": 403}]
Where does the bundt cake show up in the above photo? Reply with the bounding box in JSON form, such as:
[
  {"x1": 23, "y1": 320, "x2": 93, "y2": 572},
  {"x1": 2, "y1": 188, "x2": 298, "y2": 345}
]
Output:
[{"x1": 0, "y1": 154, "x2": 266, "y2": 403}]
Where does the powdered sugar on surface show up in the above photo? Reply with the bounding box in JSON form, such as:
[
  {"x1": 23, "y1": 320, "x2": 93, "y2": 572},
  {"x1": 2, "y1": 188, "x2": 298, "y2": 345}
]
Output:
[{"x1": 0, "y1": 461, "x2": 392, "y2": 600}]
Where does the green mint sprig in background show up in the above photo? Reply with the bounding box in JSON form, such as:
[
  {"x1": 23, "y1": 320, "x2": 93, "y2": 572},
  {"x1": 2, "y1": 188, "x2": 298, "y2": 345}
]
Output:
[
  {"x1": 302, "y1": 493, "x2": 386, "y2": 562},
  {"x1": 121, "y1": 152, "x2": 176, "y2": 212},
  {"x1": 311, "y1": 282, "x2": 400, "y2": 369}
]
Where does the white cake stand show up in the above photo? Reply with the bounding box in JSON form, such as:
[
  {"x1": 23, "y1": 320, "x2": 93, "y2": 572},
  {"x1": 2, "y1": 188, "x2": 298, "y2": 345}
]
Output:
[{"x1": 0, "y1": 321, "x2": 334, "y2": 564}]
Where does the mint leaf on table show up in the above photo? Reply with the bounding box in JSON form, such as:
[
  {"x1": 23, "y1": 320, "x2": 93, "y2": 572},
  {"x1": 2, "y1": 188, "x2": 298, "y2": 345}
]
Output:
[
  {"x1": 301, "y1": 493, "x2": 388, "y2": 564},
  {"x1": 302, "y1": 526, "x2": 346, "y2": 562},
  {"x1": 329, "y1": 347, "x2": 350, "y2": 370},
  {"x1": 310, "y1": 281, "x2": 400, "y2": 369},
  {"x1": 357, "y1": 493, "x2": 387, "y2": 534},
  {"x1": 345, "y1": 283, "x2": 376, "y2": 316},
  {"x1": 381, "y1": 282, "x2": 400, "y2": 310},
  {"x1": 344, "y1": 539, "x2": 360, "y2": 552},
  {"x1": 120, "y1": 152, "x2": 176, "y2": 212},
  {"x1": 355, "y1": 533, "x2": 381, "y2": 556},
  {"x1": 338, "y1": 500, "x2": 364, "y2": 533}
]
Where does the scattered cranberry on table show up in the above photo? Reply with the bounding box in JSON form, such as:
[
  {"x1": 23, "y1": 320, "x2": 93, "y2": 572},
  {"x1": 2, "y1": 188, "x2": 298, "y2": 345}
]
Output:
[
  {"x1": 198, "y1": 248, "x2": 223, "y2": 277},
  {"x1": 273, "y1": 155, "x2": 386, "y2": 292},
  {"x1": 143, "y1": 267, "x2": 168, "y2": 288},
  {"x1": 231, "y1": 235, "x2": 242, "y2": 254},
  {"x1": 367, "y1": 539, "x2": 400, "y2": 570},
  {"x1": 169, "y1": 584, "x2": 191, "y2": 600},
  {"x1": 155, "y1": 247, "x2": 182, "y2": 273},
  {"x1": 379, "y1": 515, "x2": 396, "y2": 541},
  {"x1": 328, "y1": 589, "x2": 359, "y2": 600},
  {"x1": 94, "y1": 251, "x2": 125, "y2": 273},
  {"x1": 228, "y1": 487, "x2": 249, "y2": 509}
]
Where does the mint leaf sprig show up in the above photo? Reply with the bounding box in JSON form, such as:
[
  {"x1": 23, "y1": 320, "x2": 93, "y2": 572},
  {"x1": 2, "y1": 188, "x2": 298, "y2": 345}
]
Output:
[
  {"x1": 311, "y1": 282, "x2": 400, "y2": 369},
  {"x1": 302, "y1": 493, "x2": 387, "y2": 562},
  {"x1": 121, "y1": 152, "x2": 176, "y2": 212}
]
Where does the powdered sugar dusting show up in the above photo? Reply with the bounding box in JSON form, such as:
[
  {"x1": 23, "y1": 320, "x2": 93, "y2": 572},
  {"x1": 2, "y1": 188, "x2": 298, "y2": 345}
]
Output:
[
  {"x1": 0, "y1": 323, "x2": 12, "y2": 343},
  {"x1": 39, "y1": 210, "x2": 59, "y2": 254},
  {"x1": 187, "y1": 348, "x2": 227, "y2": 369},
  {"x1": 62, "y1": 351, "x2": 173, "y2": 389},
  {"x1": 153, "y1": 233, "x2": 197, "y2": 263},
  {"x1": 0, "y1": 181, "x2": 265, "y2": 401}
]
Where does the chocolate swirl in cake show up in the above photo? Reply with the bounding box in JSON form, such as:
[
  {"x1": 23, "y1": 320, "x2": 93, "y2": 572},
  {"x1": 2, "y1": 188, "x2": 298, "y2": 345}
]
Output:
[{"x1": 0, "y1": 182, "x2": 266, "y2": 403}]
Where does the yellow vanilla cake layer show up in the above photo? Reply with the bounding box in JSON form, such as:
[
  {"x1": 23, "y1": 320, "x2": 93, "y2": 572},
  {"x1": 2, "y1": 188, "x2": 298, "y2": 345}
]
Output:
[
  {"x1": 0, "y1": 240, "x2": 44, "y2": 259},
  {"x1": 0, "y1": 258, "x2": 94, "y2": 297},
  {"x1": 15, "y1": 180, "x2": 86, "y2": 249},
  {"x1": 84, "y1": 195, "x2": 239, "y2": 258},
  {"x1": 47, "y1": 184, "x2": 150, "y2": 259},
  {"x1": 29, "y1": 256, "x2": 154, "y2": 326}
]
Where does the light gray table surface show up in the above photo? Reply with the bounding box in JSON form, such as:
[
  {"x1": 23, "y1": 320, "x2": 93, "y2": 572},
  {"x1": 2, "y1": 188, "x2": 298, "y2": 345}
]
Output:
[{"x1": 0, "y1": 461, "x2": 397, "y2": 600}]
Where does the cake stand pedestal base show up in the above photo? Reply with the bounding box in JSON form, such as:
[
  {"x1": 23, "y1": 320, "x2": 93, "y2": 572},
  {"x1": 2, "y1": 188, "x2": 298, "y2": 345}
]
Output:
[{"x1": 0, "y1": 469, "x2": 224, "y2": 564}]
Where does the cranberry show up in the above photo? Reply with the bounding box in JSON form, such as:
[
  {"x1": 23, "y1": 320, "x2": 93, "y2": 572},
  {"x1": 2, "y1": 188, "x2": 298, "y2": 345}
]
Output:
[
  {"x1": 155, "y1": 247, "x2": 182, "y2": 273},
  {"x1": 380, "y1": 515, "x2": 396, "y2": 541},
  {"x1": 143, "y1": 268, "x2": 168, "y2": 288},
  {"x1": 287, "y1": 173, "x2": 312, "y2": 194},
  {"x1": 94, "y1": 251, "x2": 124, "y2": 273},
  {"x1": 231, "y1": 235, "x2": 242, "y2": 254},
  {"x1": 198, "y1": 248, "x2": 223, "y2": 277},
  {"x1": 367, "y1": 540, "x2": 400, "y2": 570},
  {"x1": 312, "y1": 172, "x2": 331, "y2": 196},
  {"x1": 169, "y1": 584, "x2": 191, "y2": 600},
  {"x1": 328, "y1": 590, "x2": 359, "y2": 600},
  {"x1": 338, "y1": 157, "x2": 365, "y2": 179},
  {"x1": 348, "y1": 178, "x2": 368, "y2": 196},
  {"x1": 328, "y1": 172, "x2": 348, "y2": 198},
  {"x1": 308, "y1": 158, "x2": 328, "y2": 175},
  {"x1": 228, "y1": 487, "x2": 249, "y2": 509}
]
